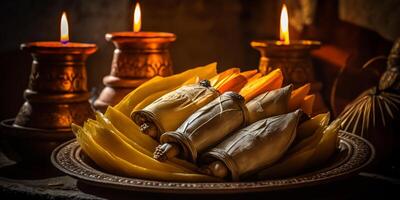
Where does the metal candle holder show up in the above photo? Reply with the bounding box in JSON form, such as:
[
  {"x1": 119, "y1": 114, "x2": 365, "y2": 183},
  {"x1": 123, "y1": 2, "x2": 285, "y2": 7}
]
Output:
[
  {"x1": 94, "y1": 32, "x2": 176, "y2": 112},
  {"x1": 251, "y1": 40, "x2": 321, "y2": 88},
  {"x1": 1, "y1": 42, "x2": 96, "y2": 161}
]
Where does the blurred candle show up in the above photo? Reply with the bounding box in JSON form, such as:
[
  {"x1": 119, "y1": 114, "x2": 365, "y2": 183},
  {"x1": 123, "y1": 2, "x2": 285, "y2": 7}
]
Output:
[
  {"x1": 280, "y1": 4, "x2": 290, "y2": 44},
  {"x1": 60, "y1": 12, "x2": 69, "y2": 44},
  {"x1": 250, "y1": 3, "x2": 321, "y2": 89},
  {"x1": 133, "y1": 3, "x2": 142, "y2": 32}
]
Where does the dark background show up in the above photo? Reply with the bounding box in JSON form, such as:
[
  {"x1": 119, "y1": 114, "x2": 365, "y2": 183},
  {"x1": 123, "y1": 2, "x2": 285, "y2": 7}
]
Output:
[
  {"x1": 0, "y1": 1, "x2": 399, "y2": 197},
  {"x1": 0, "y1": 0, "x2": 396, "y2": 120},
  {"x1": 0, "y1": 0, "x2": 281, "y2": 120}
]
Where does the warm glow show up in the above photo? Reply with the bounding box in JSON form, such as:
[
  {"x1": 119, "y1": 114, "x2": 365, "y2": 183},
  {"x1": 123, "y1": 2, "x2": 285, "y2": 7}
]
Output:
[
  {"x1": 133, "y1": 3, "x2": 141, "y2": 32},
  {"x1": 60, "y1": 12, "x2": 69, "y2": 44},
  {"x1": 280, "y1": 4, "x2": 290, "y2": 44}
]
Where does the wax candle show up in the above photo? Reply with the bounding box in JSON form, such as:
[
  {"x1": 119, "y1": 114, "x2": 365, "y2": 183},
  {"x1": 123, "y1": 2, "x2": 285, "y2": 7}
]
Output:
[
  {"x1": 0, "y1": 11, "x2": 97, "y2": 161},
  {"x1": 94, "y1": 2, "x2": 176, "y2": 112},
  {"x1": 15, "y1": 11, "x2": 97, "y2": 129},
  {"x1": 251, "y1": 4, "x2": 321, "y2": 88}
]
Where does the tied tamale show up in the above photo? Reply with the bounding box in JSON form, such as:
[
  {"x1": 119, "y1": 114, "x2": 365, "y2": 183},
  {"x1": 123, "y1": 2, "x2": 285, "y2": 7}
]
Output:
[
  {"x1": 153, "y1": 85, "x2": 293, "y2": 162},
  {"x1": 200, "y1": 109, "x2": 302, "y2": 181},
  {"x1": 154, "y1": 92, "x2": 248, "y2": 162},
  {"x1": 131, "y1": 80, "x2": 219, "y2": 139}
]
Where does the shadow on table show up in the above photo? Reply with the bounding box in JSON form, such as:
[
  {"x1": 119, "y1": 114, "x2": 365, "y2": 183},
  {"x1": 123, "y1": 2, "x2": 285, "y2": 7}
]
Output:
[{"x1": 0, "y1": 161, "x2": 63, "y2": 180}]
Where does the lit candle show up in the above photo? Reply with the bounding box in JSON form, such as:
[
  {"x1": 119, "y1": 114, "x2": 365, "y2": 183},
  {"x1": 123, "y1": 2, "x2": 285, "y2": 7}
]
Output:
[
  {"x1": 133, "y1": 3, "x2": 141, "y2": 33},
  {"x1": 20, "y1": 12, "x2": 97, "y2": 51},
  {"x1": 279, "y1": 4, "x2": 290, "y2": 44},
  {"x1": 250, "y1": 4, "x2": 321, "y2": 88},
  {"x1": 15, "y1": 11, "x2": 97, "y2": 130},
  {"x1": 94, "y1": 2, "x2": 176, "y2": 111},
  {"x1": 60, "y1": 12, "x2": 69, "y2": 44}
]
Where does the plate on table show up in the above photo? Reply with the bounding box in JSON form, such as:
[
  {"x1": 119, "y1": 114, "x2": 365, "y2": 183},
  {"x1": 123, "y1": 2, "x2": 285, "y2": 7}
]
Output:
[{"x1": 51, "y1": 131, "x2": 374, "y2": 194}]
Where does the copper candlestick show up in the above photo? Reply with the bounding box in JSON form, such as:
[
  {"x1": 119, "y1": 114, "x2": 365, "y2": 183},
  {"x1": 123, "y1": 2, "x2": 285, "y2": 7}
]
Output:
[
  {"x1": 251, "y1": 40, "x2": 321, "y2": 88},
  {"x1": 94, "y1": 32, "x2": 176, "y2": 112},
  {"x1": 1, "y1": 42, "x2": 96, "y2": 161}
]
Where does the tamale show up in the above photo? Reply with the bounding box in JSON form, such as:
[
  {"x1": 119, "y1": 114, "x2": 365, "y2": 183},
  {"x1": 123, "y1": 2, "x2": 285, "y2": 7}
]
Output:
[
  {"x1": 200, "y1": 110, "x2": 302, "y2": 181},
  {"x1": 246, "y1": 84, "x2": 293, "y2": 124},
  {"x1": 154, "y1": 92, "x2": 248, "y2": 162},
  {"x1": 131, "y1": 80, "x2": 219, "y2": 139}
]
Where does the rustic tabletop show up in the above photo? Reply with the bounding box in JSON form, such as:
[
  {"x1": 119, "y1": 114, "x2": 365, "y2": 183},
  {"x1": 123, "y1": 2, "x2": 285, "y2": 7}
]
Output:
[{"x1": 0, "y1": 150, "x2": 399, "y2": 200}]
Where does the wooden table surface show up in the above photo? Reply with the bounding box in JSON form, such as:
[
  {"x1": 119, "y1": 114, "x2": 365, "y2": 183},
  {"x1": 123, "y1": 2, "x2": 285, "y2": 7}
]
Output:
[{"x1": 0, "y1": 149, "x2": 399, "y2": 200}]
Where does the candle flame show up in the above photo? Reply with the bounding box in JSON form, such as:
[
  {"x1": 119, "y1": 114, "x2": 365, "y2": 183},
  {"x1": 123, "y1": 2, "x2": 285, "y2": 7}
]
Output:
[
  {"x1": 60, "y1": 12, "x2": 69, "y2": 44},
  {"x1": 280, "y1": 4, "x2": 289, "y2": 44},
  {"x1": 133, "y1": 3, "x2": 141, "y2": 32}
]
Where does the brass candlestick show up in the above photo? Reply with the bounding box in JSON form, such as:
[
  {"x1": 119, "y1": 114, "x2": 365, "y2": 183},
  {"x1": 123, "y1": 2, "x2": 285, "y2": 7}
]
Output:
[
  {"x1": 251, "y1": 40, "x2": 321, "y2": 88},
  {"x1": 94, "y1": 32, "x2": 176, "y2": 112},
  {"x1": 1, "y1": 42, "x2": 96, "y2": 161}
]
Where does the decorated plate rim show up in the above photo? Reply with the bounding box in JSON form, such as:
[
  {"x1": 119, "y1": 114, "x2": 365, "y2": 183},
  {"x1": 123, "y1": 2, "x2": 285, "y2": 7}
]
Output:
[{"x1": 51, "y1": 131, "x2": 375, "y2": 194}]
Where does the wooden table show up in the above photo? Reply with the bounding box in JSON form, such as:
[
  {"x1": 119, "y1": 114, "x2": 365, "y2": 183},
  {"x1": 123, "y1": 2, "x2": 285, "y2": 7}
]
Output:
[{"x1": 1, "y1": 150, "x2": 399, "y2": 200}]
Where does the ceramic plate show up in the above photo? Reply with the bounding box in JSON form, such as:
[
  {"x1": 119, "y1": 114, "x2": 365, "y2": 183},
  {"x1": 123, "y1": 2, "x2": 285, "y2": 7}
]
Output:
[{"x1": 51, "y1": 131, "x2": 374, "y2": 194}]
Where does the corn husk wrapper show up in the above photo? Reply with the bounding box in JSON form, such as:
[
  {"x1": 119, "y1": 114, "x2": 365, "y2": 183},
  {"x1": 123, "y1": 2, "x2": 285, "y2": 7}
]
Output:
[
  {"x1": 131, "y1": 81, "x2": 219, "y2": 139},
  {"x1": 160, "y1": 92, "x2": 248, "y2": 162},
  {"x1": 256, "y1": 118, "x2": 340, "y2": 179},
  {"x1": 200, "y1": 110, "x2": 302, "y2": 181},
  {"x1": 246, "y1": 84, "x2": 293, "y2": 124}
]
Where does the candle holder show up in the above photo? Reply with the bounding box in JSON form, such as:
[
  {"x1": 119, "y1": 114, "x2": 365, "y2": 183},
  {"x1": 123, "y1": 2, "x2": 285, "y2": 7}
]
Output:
[
  {"x1": 1, "y1": 42, "x2": 96, "y2": 162},
  {"x1": 251, "y1": 40, "x2": 321, "y2": 88},
  {"x1": 94, "y1": 32, "x2": 176, "y2": 112}
]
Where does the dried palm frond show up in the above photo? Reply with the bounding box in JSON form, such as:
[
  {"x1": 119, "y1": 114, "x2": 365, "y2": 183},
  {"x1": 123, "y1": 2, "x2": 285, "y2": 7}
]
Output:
[
  {"x1": 338, "y1": 38, "x2": 400, "y2": 138},
  {"x1": 339, "y1": 88, "x2": 400, "y2": 137}
]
